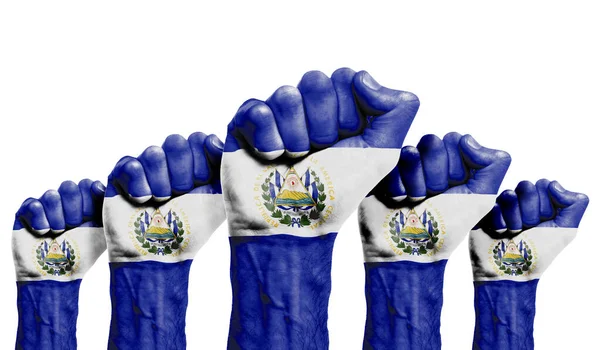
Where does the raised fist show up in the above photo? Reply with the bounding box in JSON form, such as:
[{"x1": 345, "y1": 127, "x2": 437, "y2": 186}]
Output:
[
  {"x1": 102, "y1": 132, "x2": 225, "y2": 349},
  {"x1": 469, "y1": 180, "x2": 588, "y2": 349},
  {"x1": 222, "y1": 68, "x2": 419, "y2": 349},
  {"x1": 358, "y1": 133, "x2": 510, "y2": 349},
  {"x1": 13, "y1": 179, "x2": 107, "y2": 350},
  {"x1": 471, "y1": 179, "x2": 588, "y2": 280}
]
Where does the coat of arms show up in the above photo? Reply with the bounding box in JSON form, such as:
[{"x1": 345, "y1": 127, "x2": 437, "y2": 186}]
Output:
[
  {"x1": 133, "y1": 208, "x2": 188, "y2": 255},
  {"x1": 260, "y1": 166, "x2": 327, "y2": 228},
  {"x1": 35, "y1": 238, "x2": 77, "y2": 276},
  {"x1": 491, "y1": 239, "x2": 534, "y2": 276},
  {"x1": 387, "y1": 208, "x2": 442, "y2": 256}
]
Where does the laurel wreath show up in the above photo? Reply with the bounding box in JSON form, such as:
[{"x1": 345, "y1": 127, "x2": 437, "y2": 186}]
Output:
[
  {"x1": 261, "y1": 169, "x2": 326, "y2": 227},
  {"x1": 133, "y1": 210, "x2": 185, "y2": 255},
  {"x1": 493, "y1": 240, "x2": 533, "y2": 275},
  {"x1": 388, "y1": 210, "x2": 440, "y2": 255},
  {"x1": 36, "y1": 240, "x2": 76, "y2": 275}
]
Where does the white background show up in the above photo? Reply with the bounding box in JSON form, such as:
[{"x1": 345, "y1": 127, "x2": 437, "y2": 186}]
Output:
[{"x1": 1, "y1": 1, "x2": 598, "y2": 349}]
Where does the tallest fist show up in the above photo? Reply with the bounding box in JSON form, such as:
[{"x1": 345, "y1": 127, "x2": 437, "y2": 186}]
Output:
[
  {"x1": 223, "y1": 69, "x2": 419, "y2": 349},
  {"x1": 225, "y1": 68, "x2": 420, "y2": 159},
  {"x1": 223, "y1": 69, "x2": 419, "y2": 348}
]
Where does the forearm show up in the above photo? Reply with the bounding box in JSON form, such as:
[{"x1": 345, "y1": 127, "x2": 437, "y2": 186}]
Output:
[
  {"x1": 473, "y1": 280, "x2": 538, "y2": 350},
  {"x1": 363, "y1": 260, "x2": 447, "y2": 350},
  {"x1": 16, "y1": 280, "x2": 82, "y2": 350},
  {"x1": 228, "y1": 233, "x2": 337, "y2": 350},
  {"x1": 108, "y1": 260, "x2": 192, "y2": 350}
]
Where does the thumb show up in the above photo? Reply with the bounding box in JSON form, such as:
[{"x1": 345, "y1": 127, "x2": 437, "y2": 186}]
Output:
[
  {"x1": 459, "y1": 134, "x2": 511, "y2": 194},
  {"x1": 548, "y1": 181, "x2": 589, "y2": 228},
  {"x1": 353, "y1": 71, "x2": 420, "y2": 148}
]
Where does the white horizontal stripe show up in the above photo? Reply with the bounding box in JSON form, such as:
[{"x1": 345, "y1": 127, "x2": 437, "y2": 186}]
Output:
[
  {"x1": 360, "y1": 193, "x2": 495, "y2": 263},
  {"x1": 103, "y1": 192, "x2": 225, "y2": 263},
  {"x1": 13, "y1": 227, "x2": 106, "y2": 282},
  {"x1": 470, "y1": 227, "x2": 577, "y2": 282},
  {"x1": 222, "y1": 147, "x2": 400, "y2": 238}
]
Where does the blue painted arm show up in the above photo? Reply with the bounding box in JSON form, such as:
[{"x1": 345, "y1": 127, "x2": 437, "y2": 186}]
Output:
[
  {"x1": 105, "y1": 133, "x2": 224, "y2": 349},
  {"x1": 473, "y1": 280, "x2": 538, "y2": 350},
  {"x1": 13, "y1": 180, "x2": 105, "y2": 350},
  {"x1": 16, "y1": 280, "x2": 82, "y2": 350},
  {"x1": 364, "y1": 261, "x2": 447, "y2": 350},
  {"x1": 108, "y1": 261, "x2": 192, "y2": 349},
  {"x1": 228, "y1": 234, "x2": 336, "y2": 349},
  {"x1": 223, "y1": 68, "x2": 420, "y2": 350}
]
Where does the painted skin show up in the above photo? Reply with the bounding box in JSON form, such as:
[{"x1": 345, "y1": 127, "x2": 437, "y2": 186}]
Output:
[
  {"x1": 470, "y1": 180, "x2": 588, "y2": 350},
  {"x1": 358, "y1": 132, "x2": 511, "y2": 350},
  {"x1": 103, "y1": 132, "x2": 226, "y2": 350},
  {"x1": 13, "y1": 179, "x2": 106, "y2": 350},
  {"x1": 222, "y1": 68, "x2": 420, "y2": 349}
]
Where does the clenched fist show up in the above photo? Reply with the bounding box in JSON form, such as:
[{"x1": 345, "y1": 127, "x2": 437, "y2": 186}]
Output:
[
  {"x1": 358, "y1": 132, "x2": 510, "y2": 350},
  {"x1": 103, "y1": 132, "x2": 225, "y2": 350},
  {"x1": 470, "y1": 180, "x2": 588, "y2": 350},
  {"x1": 13, "y1": 180, "x2": 106, "y2": 350},
  {"x1": 222, "y1": 68, "x2": 420, "y2": 349}
]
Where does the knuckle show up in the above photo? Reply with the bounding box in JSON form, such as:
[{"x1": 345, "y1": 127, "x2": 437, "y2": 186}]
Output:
[
  {"x1": 26, "y1": 199, "x2": 44, "y2": 213},
  {"x1": 41, "y1": 189, "x2": 60, "y2": 201},
  {"x1": 141, "y1": 145, "x2": 165, "y2": 163},
  {"x1": 163, "y1": 134, "x2": 188, "y2": 149},
  {"x1": 188, "y1": 131, "x2": 208, "y2": 145},
  {"x1": 419, "y1": 134, "x2": 443, "y2": 147},
  {"x1": 577, "y1": 193, "x2": 590, "y2": 205},
  {"x1": 78, "y1": 178, "x2": 93, "y2": 190},
  {"x1": 59, "y1": 180, "x2": 78, "y2": 193},
  {"x1": 443, "y1": 131, "x2": 462, "y2": 143},
  {"x1": 499, "y1": 189, "x2": 518, "y2": 201},
  {"x1": 493, "y1": 150, "x2": 512, "y2": 165},
  {"x1": 536, "y1": 178, "x2": 551, "y2": 187},
  {"x1": 400, "y1": 91, "x2": 420, "y2": 105},
  {"x1": 331, "y1": 67, "x2": 356, "y2": 80},
  {"x1": 246, "y1": 102, "x2": 272, "y2": 123},
  {"x1": 122, "y1": 159, "x2": 144, "y2": 176},
  {"x1": 516, "y1": 180, "x2": 535, "y2": 190},
  {"x1": 270, "y1": 86, "x2": 302, "y2": 112},
  {"x1": 300, "y1": 70, "x2": 330, "y2": 90},
  {"x1": 400, "y1": 145, "x2": 420, "y2": 160}
]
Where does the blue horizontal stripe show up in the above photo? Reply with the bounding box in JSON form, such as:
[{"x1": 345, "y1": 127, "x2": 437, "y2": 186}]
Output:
[
  {"x1": 108, "y1": 260, "x2": 193, "y2": 350},
  {"x1": 228, "y1": 232, "x2": 337, "y2": 349},
  {"x1": 473, "y1": 279, "x2": 538, "y2": 350},
  {"x1": 16, "y1": 279, "x2": 82, "y2": 350},
  {"x1": 364, "y1": 260, "x2": 447, "y2": 350}
]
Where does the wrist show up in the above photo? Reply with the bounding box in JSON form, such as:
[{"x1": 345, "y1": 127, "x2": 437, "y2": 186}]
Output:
[
  {"x1": 16, "y1": 279, "x2": 82, "y2": 350},
  {"x1": 364, "y1": 260, "x2": 447, "y2": 350},
  {"x1": 108, "y1": 260, "x2": 193, "y2": 350},
  {"x1": 228, "y1": 232, "x2": 337, "y2": 349},
  {"x1": 473, "y1": 279, "x2": 538, "y2": 350}
]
